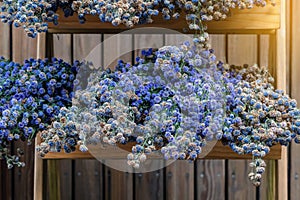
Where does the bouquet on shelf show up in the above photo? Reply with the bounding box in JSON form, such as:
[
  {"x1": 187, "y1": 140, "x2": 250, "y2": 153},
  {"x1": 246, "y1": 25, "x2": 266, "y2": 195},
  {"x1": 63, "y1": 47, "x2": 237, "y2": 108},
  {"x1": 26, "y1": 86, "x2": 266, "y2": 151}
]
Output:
[{"x1": 0, "y1": 0, "x2": 275, "y2": 37}]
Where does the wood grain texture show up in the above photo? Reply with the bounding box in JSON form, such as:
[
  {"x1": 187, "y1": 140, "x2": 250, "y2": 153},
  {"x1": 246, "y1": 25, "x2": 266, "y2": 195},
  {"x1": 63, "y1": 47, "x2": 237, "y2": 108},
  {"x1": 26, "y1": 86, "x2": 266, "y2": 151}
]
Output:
[
  {"x1": 135, "y1": 165, "x2": 165, "y2": 200},
  {"x1": 48, "y1": 1, "x2": 280, "y2": 33},
  {"x1": 53, "y1": 34, "x2": 72, "y2": 63},
  {"x1": 227, "y1": 161, "x2": 256, "y2": 200},
  {"x1": 103, "y1": 34, "x2": 132, "y2": 69},
  {"x1": 166, "y1": 161, "x2": 194, "y2": 200},
  {"x1": 196, "y1": 160, "x2": 225, "y2": 200},
  {"x1": 0, "y1": 23, "x2": 10, "y2": 58},
  {"x1": 41, "y1": 141, "x2": 281, "y2": 160},
  {"x1": 12, "y1": 28, "x2": 37, "y2": 63},
  {"x1": 259, "y1": 34, "x2": 270, "y2": 67},
  {"x1": 290, "y1": 0, "x2": 300, "y2": 199},
  {"x1": 276, "y1": 1, "x2": 288, "y2": 199},
  {"x1": 12, "y1": 141, "x2": 35, "y2": 200},
  {"x1": 74, "y1": 160, "x2": 103, "y2": 200},
  {"x1": 104, "y1": 161, "x2": 133, "y2": 200}
]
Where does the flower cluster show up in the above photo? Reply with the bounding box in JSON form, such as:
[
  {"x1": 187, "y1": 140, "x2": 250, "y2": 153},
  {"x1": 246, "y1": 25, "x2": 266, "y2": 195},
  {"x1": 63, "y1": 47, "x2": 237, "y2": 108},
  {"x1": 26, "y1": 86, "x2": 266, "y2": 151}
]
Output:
[
  {"x1": 219, "y1": 63, "x2": 300, "y2": 186},
  {"x1": 37, "y1": 42, "x2": 227, "y2": 169},
  {"x1": 0, "y1": 57, "x2": 82, "y2": 168},
  {"x1": 36, "y1": 43, "x2": 300, "y2": 186},
  {"x1": 0, "y1": 0, "x2": 275, "y2": 37}
]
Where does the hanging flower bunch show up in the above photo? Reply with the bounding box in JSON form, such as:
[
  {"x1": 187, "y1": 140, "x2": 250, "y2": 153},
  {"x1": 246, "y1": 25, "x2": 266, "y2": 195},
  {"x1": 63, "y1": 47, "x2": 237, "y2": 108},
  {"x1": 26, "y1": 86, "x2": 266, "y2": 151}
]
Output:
[
  {"x1": 0, "y1": 0, "x2": 275, "y2": 38},
  {"x1": 0, "y1": 57, "x2": 87, "y2": 168},
  {"x1": 219, "y1": 63, "x2": 300, "y2": 186}
]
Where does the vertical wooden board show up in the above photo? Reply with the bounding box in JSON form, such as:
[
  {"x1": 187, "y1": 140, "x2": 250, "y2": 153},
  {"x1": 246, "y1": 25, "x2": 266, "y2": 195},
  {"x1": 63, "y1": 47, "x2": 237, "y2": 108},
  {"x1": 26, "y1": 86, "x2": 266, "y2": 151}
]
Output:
[
  {"x1": 260, "y1": 160, "x2": 276, "y2": 200},
  {"x1": 164, "y1": 33, "x2": 193, "y2": 46},
  {"x1": 53, "y1": 34, "x2": 72, "y2": 63},
  {"x1": 12, "y1": 28, "x2": 37, "y2": 63},
  {"x1": 227, "y1": 161, "x2": 255, "y2": 200},
  {"x1": 74, "y1": 160, "x2": 102, "y2": 200},
  {"x1": 227, "y1": 34, "x2": 257, "y2": 200},
  {"x1": 46, "y1": 160, "x2": 61, "y2": 200},
  {"x1": 73, "y1": 34, "x2": 102, "y2": 67},
  {"x1": 259, "y1": 35, "x2": 270, "y2": 67},
  {"x1": 134, "y1": 162, "x2": 165, "y2": 200},
  {"x1": 73, "y1": 34, "x2": 103, "y2": 200},
  {"x1": 196, "y1": 160, "x2": 225, "y2": 200},
  {"x1": 45, "y1": 34, "x2": 73, "y2": 200},
  {"x1": 276, "y1": 1, "x2": 288, "y2": 199},
  {"x1": 103, "y1": 34, "x2": 132, "y2": 69},
  {"x1": 290, "y1": 1, "x2": 300, "y2": 199},
  {"x1": 0, "y1": 23, "x2": 10, "y2": 58},
  {"x1": 0, "y1": 161, "x2": 13, "y2": 200},
  {"x1": 12, "y1": 141, "x2": 35, "y2": 200},
  {"x1": 0, "y1": 24, "x2": 13, "y2": 200},
  {"x1": 166, "y1": 161, "x2": 194, "y2": 200},
  {"x1": 105, "y1": 161, "x2": 133, "y2": 200},
  {"x1": 228, "y1": 35, "x2": 258, "y2": 66},
  {"x1": 210, "y1": 34, "x2": 226, "y2": 63}
]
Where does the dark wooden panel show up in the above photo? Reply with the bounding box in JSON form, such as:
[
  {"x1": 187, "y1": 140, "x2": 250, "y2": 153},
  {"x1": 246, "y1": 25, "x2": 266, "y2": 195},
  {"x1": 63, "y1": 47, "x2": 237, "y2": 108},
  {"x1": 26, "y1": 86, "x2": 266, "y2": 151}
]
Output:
[
  {"x1": 135, "y1": 169, "x2": 164, "y2": 200},
  {"x1": 0, "y1": 161, "x2": 13, "y2": 200},
  {"x1": 74, "y1": 160, "x2": 103, "y2": 200},
  {"x1": 12, "y1": 141, "x2": 35, "y2": 200},
  {"x1": 166, "y1": 161, "x2": 194, "y2": 200},
  {"x1": 104, "y1": 162, "x2": 133, "y2": 200}
]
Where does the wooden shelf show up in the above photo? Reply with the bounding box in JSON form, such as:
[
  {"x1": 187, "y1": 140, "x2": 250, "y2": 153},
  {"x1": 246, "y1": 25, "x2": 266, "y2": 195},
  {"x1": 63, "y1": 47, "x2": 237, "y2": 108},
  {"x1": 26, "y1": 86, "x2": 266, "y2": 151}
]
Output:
[
  {"x1": 48, "y1": 0, "x2": 280, "y2": 34},
  {"x1": 41, "y1": 141, "x2": 282, "y2": 160}
]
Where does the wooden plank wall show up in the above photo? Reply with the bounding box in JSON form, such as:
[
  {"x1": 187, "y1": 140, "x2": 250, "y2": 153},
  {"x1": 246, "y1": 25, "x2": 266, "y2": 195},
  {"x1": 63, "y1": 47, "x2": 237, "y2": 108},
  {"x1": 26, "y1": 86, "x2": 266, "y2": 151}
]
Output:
[{"x1": 2, "y1": 1, "x2": 300, "y2": 198}]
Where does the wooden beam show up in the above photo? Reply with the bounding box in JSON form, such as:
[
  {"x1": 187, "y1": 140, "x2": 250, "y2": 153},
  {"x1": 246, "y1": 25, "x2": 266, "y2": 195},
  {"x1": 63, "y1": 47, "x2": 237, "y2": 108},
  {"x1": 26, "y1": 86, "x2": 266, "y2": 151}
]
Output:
[
  {"x1": 276, "y1": 0, "x2": 288, "y2": 199},
  {"x1": 40, "y1": 141, "x2": 282, "y2": 160},
  {"x1": 34, "y1": 33, "x2": 46, "y2": 200}
]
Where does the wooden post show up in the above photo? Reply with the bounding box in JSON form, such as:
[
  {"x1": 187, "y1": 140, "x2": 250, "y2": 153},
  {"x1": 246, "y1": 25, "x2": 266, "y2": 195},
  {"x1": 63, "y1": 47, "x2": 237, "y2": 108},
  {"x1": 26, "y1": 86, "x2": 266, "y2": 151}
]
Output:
[
  {"x1": 34, "y1": 33, "x2": 46, "y2": 200},
  {"x1": 276, "y1": 0, "x2": 288, "y2": 199}
]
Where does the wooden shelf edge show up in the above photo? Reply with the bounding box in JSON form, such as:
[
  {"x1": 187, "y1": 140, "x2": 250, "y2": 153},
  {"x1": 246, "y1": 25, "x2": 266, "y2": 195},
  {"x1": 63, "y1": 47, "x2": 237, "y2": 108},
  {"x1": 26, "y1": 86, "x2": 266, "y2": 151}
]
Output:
[
  {"x1": 39, "y1": 141, "x2": 282, "y2": 160},
  {"x1": 48, "y1": 1, "x2": 280, "y2": 33}
]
